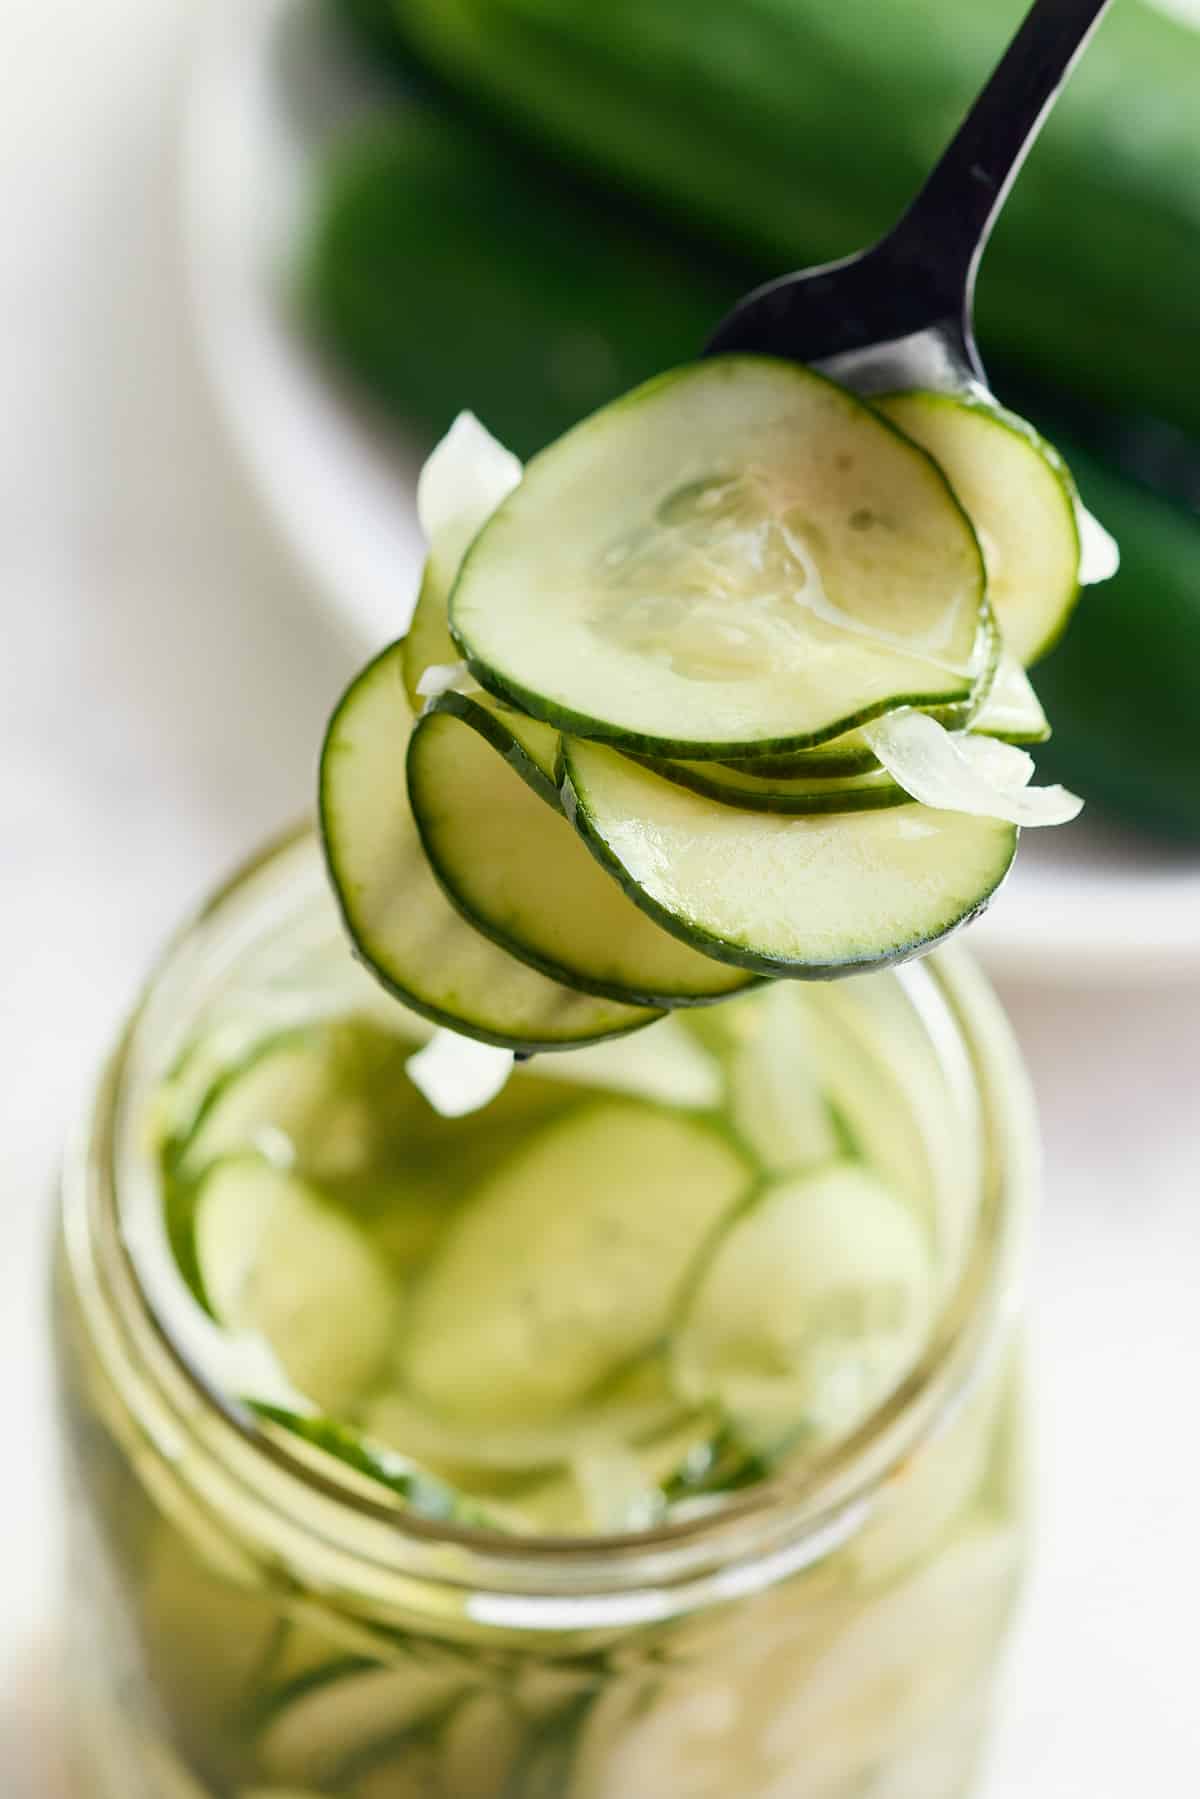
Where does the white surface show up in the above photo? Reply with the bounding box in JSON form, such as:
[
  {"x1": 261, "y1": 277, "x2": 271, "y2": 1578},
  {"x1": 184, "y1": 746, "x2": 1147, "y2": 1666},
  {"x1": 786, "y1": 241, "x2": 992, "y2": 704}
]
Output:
[
  {"x1": 2, "y1": 2, "x2": 1199, "y2": 1793},
  {"x1": 181, "y1": 0, "x2": 1200, "y2": 986}
]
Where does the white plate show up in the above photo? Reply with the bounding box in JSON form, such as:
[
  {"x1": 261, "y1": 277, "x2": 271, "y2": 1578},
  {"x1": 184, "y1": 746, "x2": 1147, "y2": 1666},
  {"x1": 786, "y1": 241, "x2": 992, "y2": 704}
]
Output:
[{"x1": 181, "y1": 0, "x2": 1200, "y2": 984}]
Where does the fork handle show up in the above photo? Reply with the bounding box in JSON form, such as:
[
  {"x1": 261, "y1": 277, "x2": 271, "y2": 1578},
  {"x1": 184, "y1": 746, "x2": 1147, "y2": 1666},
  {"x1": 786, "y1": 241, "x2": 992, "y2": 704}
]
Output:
[{"x1": 888, "y1": 0, "x2": 1113, "y2": 314}]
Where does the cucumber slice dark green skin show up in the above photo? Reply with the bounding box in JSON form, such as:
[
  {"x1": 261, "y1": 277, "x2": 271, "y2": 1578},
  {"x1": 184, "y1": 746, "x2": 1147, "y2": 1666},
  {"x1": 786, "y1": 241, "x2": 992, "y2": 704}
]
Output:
[
  {"x1": 319, "y1": 641, "x2": 661, "y2": 1050},
  {"x1": 720, "y1": 737, "x2": 881, "y2": 779},
  {"x1": 633, "y1": 752, "x2": 907, "y2": 815},
  {"x1": 875, "y1": 390, "x2": 1082, "y2": 668},
  {"x1": 408, "y1": 693, "x2": 755, "y2": 1007},
  {"x1": 561, "y1": 739, "x2": 1018, "y2": 981},
  {"x1": 450, "y1": 356, "x2": 991, "y2": 762}
]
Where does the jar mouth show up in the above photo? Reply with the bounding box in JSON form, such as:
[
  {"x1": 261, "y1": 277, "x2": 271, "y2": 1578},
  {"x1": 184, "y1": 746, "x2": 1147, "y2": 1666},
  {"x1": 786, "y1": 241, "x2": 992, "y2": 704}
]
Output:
[{"x1": 68, "y1": 826, "x2": 1036, "y2": 1618}]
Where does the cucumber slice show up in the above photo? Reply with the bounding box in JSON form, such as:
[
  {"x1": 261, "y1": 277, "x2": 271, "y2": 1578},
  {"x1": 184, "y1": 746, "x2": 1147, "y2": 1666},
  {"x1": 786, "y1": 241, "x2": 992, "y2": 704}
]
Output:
[
  {"x1": 438, "y1": 1690, "x2": 525, "y2": 1796},
  {"x1": 720, "y1": 728, "x2": 880, "y2": 778},
  {"x1": 635, "y1": 752, "x2": 905, "y2": 814},
  {"x1": 855, "y1": 1371, "x2": 1006, "y2": 1587},
  {"x1": 562, "y1": 740, "x2": 1017, "y2": 979},
  {"x1": 193, "y1": 1160, "x2": 397, "y2": 1413},
  {"x1": 175, "y1": 1018, "x2": 417, "y2": 1186},
  {"x1": 877, "y1": 390, "x2": 1081, "y2": 667},
  {"x1": 365, "y1": 1357, "x2": 685, "y2": 1474},
  {"x1": 971, "y1": 649, "x2": 1050, "y2": 745},
  {"x1": 718, "y1": 643, "x2": 1038, "y2": 776},
  {"x1": 671, "y1": 1163, "x2": 935, "y2": 1455},
  {"x1": 724, "y1": 985, "x2": 841, "y2": 1174},
  {"x1": 403, "y1": 1100, "x2": 752, "y2": 1427},
  {"x1": 450, "y1": 356, "x2": 989, "y2": 759},
  {"x1": 408, "y1": 697, "x2": 754, "y2": 1007},
  {"x1": 256, "y1": 1664, "x2": 468, "y2": 1787},
  {"x1": 132, "y1": 1527, "x2": 281, "y2": 1780},
  {"x1": 759, "y1": 1527, "x2": 1021, "y2": 1787},
  {"x1": 320, "y1": 641, "x2": 659, "y2": 1051},
  {"x1": 401, "y1": 562, "x2": 459, "y2": 712}
]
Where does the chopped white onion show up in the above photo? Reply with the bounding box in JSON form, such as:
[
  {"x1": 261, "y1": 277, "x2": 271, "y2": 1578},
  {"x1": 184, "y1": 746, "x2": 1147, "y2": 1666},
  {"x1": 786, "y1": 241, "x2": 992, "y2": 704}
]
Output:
[
  {"x1": 415, "y1": 660, "x2": 473, "y2": 699},
  {"x1": 863, "y1": 710, "x2": 1083, "y2": 827},
  {"x1": 416, "y1": 412, "x2": 522, "y2": 579},
  {"x1": 1076, "y1": 499, "x2": 1120, "y2": 585},
  {"x1": 406, "y1": 1028, "x2": 514, "y2": 1117}
]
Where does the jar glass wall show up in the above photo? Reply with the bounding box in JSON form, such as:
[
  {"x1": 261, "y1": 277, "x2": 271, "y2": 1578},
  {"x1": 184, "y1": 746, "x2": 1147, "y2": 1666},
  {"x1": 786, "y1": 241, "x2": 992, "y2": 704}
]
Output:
[{"x1": 54, "y1": 831, "x2": 1037, "y2": 1799}]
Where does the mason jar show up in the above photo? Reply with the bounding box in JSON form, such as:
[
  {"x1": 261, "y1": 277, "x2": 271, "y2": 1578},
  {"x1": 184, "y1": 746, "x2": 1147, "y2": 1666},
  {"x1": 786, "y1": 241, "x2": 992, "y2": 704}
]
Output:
[{"x1": 53, "y1": 829, "x2": 1036, "y2": 1799}]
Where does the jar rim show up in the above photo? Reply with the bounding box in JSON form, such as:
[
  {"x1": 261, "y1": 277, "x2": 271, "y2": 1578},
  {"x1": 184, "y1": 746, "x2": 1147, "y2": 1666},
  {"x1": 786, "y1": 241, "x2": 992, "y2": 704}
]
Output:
[{"x1": 63, "y1": 826, "x2": 1036, "y2": 1627}]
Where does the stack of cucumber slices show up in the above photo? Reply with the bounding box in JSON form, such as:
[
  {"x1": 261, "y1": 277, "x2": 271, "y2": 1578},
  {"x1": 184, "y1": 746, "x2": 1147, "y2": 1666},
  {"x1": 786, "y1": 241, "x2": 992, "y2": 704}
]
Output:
[{"x1": 321, "y1": 356, "x2": 1113, "y2": 1055}]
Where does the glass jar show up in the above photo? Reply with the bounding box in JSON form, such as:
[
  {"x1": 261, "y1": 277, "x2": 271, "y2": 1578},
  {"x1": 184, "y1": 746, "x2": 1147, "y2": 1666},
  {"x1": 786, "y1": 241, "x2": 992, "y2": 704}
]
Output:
[{"x1": 53, "y1": 830, "x2": 1036, "y2": 1799}]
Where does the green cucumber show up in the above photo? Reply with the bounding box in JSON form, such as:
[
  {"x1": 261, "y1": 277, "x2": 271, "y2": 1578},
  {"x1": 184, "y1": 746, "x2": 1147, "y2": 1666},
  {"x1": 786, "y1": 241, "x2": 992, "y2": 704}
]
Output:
[
  {"x1": 971, "y1": 651, "x2": 1049, "y2": 746},
  {"x1": 1033, "y1": 439, "x2": 1200, "y2": 842},
  {"x1": 353, "y1": 0, "x2": 1200, "y2": 440},
  {"x1": 715, "y1": 647, "x2": 1046, "y2": 779},
  {"x1": 320, "y1": 641, "x2": 660, "y2": 1049},
  {"x1": 174, "y1": 1018, "x2": 417, "y2": 1186},
  {"x1": 450, "y1": 356, "x2": 989, "y2": 759},
  {"x1": 875, "y1": 391, "x2": 1081, "y2": 667},
  {"x1": 193, "y1": 1160, "x2": 398, "y2": 1414},
  {"x1": 402, "y1": 1100, "x2": 752, "y2": 1427},
  {"x1": 635, "y1": 752, "x2": 905, "y2": 815},
  {"x1": 719, "y1": 732, "x2": 882, "y2": 778},
  {"x1": 365, "y1": 1356, "x2": 686, "y2": 1475},
  {"x1": 400, "y1": 563, "x2": 460, "y2": 712},
  {"x1": 561, "y1": 739, "x2": 1017, "y2": 980},
  {"x1": 304, "y1": 114, "x2": 740, "y2": 462},
  {"x1": 407, "y1": 695, "x2": 753, "y2": 1007},
  {"x1": 723, "y1": 985, "x2": 841, "y2": 1175},
  {"x1": 256, "y1": 1663, "x2": 468, "y2": 1787},
  {"x1": 671, "y1": 1162, "x2": 934, "y2": 1456}
]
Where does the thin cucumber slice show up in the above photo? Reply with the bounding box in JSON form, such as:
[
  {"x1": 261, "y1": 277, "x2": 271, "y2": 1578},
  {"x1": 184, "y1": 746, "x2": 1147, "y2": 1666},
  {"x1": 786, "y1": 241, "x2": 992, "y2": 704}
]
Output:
[
  {"x1": 721, "y1": 728, "x2": 880, "y2": 778},
  {"x1": 971, "y1": 649, "x2": 1050, "y2": 744},
  {"x1": 724, "y1": 985, "x2": 841, "y2": 1174},
  {"x1": 251, "y1": 1405, "x2": 506, "y2": 1529},
  {"x1": 671, "y1": 1163, "x2": 935, "y2": 1455},
  {"x1": 877, "y1": 390, "x2": 1081, "y2": 666},
  {"x1": 256, "y1": 1664, "x2": 468, "y2": 1787},
  {"x1": 635, "y1": 751, "x2": 905, "y2": 814},
  {"x1": 854, "y1": 1370, "x2": 1006, "y2": 1586},
  {"x1": 401, "y1": 562, "x2": 460, "y2": 712},
  {"x1": 562, "y1": 739, "x2": 1017, "y2": 979},
  {"x1": 403, "y1": 1100, "x2": 753, "y2": 1427},
  {"x1": 759, "y1": 1527, "x2": 1021, "y2": 1788},
  {"x1": 721, "y1": 643, "x2": 1043, "y2": 778},
  {"x1": 194, "y1": 1160, "x2": 398, "y2": 1413},
  {"x1": 134, "y1": 1527, "x2": 282, "y2": 1752},
  {"x1": 175, "y1": 1018, "x2": 418, "y2": 1186},
  {"x1": 451, "y1": 356, "x2": 989, "y2": 759},
  {"x1": 404, "y1": 586, "x2": 561, "y2": 788},
  {"x1": 437, "y1": 1690, "x2": 526, "y2": 1797},
  {"x1": 531, "y1": 1012, "x2": 723, "y2": 1110},
  {"x1": 365, "y1": 1357, "x2": 686, "y2": 1474},
  {"x1": 408, "y1": 697, "x2": 754, "y2": 1007},
  {"x1": 320, "y1": 641, "x2": 659, "y2": 1051}
]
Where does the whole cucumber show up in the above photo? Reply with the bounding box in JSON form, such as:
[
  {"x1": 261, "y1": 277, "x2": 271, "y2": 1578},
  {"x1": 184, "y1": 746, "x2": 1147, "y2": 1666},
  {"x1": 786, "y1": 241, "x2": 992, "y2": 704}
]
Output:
[
  {"x1": 304, "y1": 113, "x2": 745, "y2": 460},
  {"x1": 358, "y1": 0, "x2": 1200, "y2": 438},
  {"x1": 1035, "y1": 443, "x2": 1200, "y2": 842}
]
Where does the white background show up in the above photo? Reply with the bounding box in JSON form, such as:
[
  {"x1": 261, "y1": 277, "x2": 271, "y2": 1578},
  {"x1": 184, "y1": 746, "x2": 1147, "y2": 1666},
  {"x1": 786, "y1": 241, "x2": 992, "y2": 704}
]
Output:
[{"x1": 2, "y1": 4, "x2": 1198, "y2": 1793}]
